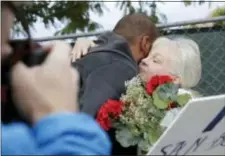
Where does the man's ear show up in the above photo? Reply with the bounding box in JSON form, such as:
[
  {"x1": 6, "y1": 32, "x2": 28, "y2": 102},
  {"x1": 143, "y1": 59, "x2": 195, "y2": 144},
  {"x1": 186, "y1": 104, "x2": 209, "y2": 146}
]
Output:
[{"x1": 140, "y1": 35, "x2": 152, "y2": 58}]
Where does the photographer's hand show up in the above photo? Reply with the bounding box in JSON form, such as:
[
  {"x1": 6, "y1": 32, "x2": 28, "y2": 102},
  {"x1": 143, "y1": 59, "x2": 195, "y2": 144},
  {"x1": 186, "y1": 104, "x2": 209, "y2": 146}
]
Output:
[{"x1": 11, "y1": 41, "x2": 79, "y2": 124}]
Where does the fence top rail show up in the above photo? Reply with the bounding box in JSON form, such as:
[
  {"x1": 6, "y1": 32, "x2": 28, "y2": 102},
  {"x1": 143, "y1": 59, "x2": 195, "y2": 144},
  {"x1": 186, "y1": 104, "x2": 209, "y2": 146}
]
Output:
[
  {"x1": 157, "y1": 16, "x2": 225, "y2": 28},
  {"x1": 15, "y1": 16, "x2": 225, "y2": 42}
]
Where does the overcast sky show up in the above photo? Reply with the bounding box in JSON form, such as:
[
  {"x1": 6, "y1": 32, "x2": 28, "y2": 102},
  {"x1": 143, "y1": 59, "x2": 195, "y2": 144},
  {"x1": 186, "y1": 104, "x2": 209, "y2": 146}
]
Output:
[{"x1": 19, "y1": 1, "x2": 225, "y2": 39}]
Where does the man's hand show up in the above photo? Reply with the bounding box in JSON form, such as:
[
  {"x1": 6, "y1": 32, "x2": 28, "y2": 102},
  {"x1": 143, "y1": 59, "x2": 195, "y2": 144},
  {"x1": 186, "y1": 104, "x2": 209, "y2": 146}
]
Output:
[
  {"x1": 11, "y1": 41, "x2": 79, "y2": 124},
  {"x1": 71, "y1": 39, "x2": 96, "y2": 62}
]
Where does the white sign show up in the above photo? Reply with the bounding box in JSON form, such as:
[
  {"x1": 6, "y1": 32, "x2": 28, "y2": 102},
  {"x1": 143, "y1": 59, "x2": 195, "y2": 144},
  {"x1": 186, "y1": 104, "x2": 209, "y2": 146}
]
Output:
[{"x1": 147, "y1": 94, "x2": 225, "y2": 155}]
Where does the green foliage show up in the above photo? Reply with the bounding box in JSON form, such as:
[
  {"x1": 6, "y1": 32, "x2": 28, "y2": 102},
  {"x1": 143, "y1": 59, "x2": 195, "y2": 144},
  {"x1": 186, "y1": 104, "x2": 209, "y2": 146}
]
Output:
[
  {"x1": 153, "y1": 91, "x2": 169, "y2": 109},
  {"x1": 183, "y1": 4, "x2": 225, "y2": 28},
  {"x1": 182, "y1": 0, "x2": 211, "y2": 7},
  {"x1": 211, "y1": 6, "x2": 225, "y2": 26},
  {"x1": 153, "y1": 83, "x2": 179, "y2": 109},
  {"x1": 116, "y1": 1, "x2": 167, "y2": 24},
  {"x1": 116, "y1": 127, "x2": 140, "y2": 147},
  {"x1": 116, "y1": 1, "x2": 135, "y2": 15},
  {"x1": 116, "y1": 76, "x2": 166, "y2": 153},
  {"x1": 177, "y1": 94, "x2": 192, "y2": 106},
  {"x1": 148, "y1": 128, "x2": 161, "y2": 144},
  {"x1": 111, "y1": 75, "x2": 195, "y2": 154},
  {"x1": 181, "y1": 1, "x2": 225, "y2": 28},
  {"x1": 13, "y1": 1, "x2": 105, "y2": 36},
  {"x1": 153, "y1": 83, "x2": 192, "y2": 108},
  {"x1": 212, "y1": 7, "x2": 225, "y2": 16},
  {"x1": 14, "y1": 1, "x2": 221, "y2": 37},
  {"x1": 149, "y1": 15, "x2": 159, "y2": 24},
  {"x1": 183, "y1": 0, "x2": 192, "y2": 6},
  {"x1": 158, "y1": 83, "x2": 178, "y2": 101}
]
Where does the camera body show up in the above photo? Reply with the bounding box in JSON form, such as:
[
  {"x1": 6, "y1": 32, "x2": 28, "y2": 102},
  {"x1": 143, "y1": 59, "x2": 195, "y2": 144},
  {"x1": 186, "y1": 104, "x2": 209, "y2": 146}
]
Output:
[{"x1": 1, "y1": 41, "x2": 48, "y2": 124}]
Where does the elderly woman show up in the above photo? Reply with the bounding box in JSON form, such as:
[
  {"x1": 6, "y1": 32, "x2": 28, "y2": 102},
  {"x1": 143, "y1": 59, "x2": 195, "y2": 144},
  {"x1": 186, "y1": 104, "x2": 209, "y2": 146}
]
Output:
[
  {"x1": 139, "y1": 37, "x2": 201, "y2": 93},
  {"x1": 138, "y1": 37, "x2": 202, "y2": 129}
]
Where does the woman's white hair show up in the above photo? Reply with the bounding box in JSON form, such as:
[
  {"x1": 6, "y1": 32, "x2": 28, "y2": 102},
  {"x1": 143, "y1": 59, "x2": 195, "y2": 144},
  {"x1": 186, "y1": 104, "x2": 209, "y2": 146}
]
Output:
[{"x1": 152, "y1": 37, "x2": 202, "y2": 88}]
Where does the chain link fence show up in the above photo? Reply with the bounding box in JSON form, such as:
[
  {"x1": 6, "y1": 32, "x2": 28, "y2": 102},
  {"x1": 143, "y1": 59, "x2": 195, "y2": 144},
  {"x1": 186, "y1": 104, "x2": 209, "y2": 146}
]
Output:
[{"x1": 33, "y1": 16, "x2": 225, "y2": 96}]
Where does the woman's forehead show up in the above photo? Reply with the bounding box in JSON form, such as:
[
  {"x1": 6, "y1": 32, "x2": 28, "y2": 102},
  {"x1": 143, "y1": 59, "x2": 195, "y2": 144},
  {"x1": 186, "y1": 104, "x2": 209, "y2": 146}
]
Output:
[{"x1": 151, "y1": 42, "x2": 179, "y2": 56}]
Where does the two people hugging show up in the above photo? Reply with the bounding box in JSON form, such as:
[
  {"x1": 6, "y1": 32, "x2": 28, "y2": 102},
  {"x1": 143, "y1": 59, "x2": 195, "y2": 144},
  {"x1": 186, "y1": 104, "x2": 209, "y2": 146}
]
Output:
[{"x1": 71, "y1": 13, "x2": 202, "y2": 155}]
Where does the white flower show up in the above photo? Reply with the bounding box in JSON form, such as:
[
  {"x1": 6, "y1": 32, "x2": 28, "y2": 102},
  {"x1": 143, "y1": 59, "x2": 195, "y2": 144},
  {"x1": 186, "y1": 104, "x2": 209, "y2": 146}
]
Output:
[{"x1": 125, "y1": 75, "x2": 141, "y2": 87}]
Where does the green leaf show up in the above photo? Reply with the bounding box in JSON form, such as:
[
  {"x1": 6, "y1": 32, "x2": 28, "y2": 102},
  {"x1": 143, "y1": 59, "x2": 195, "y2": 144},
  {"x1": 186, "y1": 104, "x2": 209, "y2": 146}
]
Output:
[
  {"x1": 152, "y1": 90, "x2": 169, "y2": 109},
  {"x1": 148, "y1": 128, "x2": 161, "y2": 144},
  {"x1": 138, "y1": 138, "x2": 149, "y2": 153},
  {"x1": 154, "y1": 83, "x2": 178, "y2": 109},
  {"x1": 211, "y1": 6, "x2": 225, "y2": 26},
  {"x1": 115, "y1": 128, "x2": 140, "y2": 147},
  {"x1": 158, "y1": 83, "x2": 179, "y2": 101},
  {"x1": 176, "y1": 94, "x2": 191, "y2": 106},
  {"x1": 183, "y1": 0, "x2": 192, "y2": 6}
]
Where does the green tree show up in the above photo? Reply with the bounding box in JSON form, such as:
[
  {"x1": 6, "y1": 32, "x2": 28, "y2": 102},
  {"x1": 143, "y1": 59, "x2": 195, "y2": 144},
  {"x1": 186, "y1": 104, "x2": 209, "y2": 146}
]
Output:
[
  {"x1": 13, "y1": 1, "x2": 106, "y2": 36},
  {"x1": 116, "y1": 1, "x2": 215, "y2": 25},
  {"x1": 182, "y1": 0, "x2": 211, "y2": 7},
  {"x1": 211, "y1": 6, "x2": 225, "y2": 26},
  {"x1": 116, "y1": 1, "x2": 167, "y2": 24},
  {"x1": 182, "y1": 2, "x2": 225, "y2": 28}
]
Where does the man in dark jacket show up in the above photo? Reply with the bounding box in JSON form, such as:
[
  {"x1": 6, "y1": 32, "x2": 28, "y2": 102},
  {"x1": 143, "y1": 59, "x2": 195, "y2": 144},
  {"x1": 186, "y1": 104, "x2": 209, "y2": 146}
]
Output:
[{"x1": 72, "y1": 13, "x2": 159, "y2": 155}]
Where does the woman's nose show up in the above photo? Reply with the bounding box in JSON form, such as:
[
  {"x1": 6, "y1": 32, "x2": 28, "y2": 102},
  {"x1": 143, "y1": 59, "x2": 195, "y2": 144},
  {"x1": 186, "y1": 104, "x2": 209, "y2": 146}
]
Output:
[{"x1": 140, "y1": 59, "x2": 147, "y2": 67}]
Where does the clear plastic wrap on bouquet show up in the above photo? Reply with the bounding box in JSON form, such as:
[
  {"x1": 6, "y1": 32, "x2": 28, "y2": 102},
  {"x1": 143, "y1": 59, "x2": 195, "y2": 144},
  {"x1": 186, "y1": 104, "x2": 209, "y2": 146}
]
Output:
[{"x1": 160, "y1": 108, "x2": 182, "y2": 128}]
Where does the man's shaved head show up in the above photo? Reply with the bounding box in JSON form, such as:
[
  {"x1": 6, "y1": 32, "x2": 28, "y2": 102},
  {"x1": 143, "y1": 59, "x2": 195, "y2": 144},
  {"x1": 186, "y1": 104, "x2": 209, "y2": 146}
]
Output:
[
  {"x1": 113, "y1": 13, "x2": 159, "y2": 45},
  {"x1": 113, "y1": 13, "x2": 159, "y2": 63}
]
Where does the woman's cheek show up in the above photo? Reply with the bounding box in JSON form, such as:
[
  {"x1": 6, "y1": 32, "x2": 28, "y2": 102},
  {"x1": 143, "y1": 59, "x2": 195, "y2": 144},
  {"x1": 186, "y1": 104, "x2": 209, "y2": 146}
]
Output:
[
  {"x1": 139, "y1": 71, "x2": 149, "y2": 82},
  {"x1": 143, "y1": 70, "x2": 153, "y2": 82}
]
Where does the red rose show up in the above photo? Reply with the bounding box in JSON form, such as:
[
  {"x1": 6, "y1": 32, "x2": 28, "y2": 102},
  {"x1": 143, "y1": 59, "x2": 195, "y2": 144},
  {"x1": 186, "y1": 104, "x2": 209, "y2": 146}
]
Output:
[
  {"x1": 158, "y1": 75, "x2": 173, "y2": 85},
  {"x1": 146, "y1": 75, "x2": 173, "y2": 95},
  {"x1": 96, "y1": 99, "x2": 123, "y2": 131},
  {"x1": 107, "y1": 100, "x2": 123, "y2": 117},
  {"x1": 146, "y1": 75, "x2": 159, "y2": 95}
]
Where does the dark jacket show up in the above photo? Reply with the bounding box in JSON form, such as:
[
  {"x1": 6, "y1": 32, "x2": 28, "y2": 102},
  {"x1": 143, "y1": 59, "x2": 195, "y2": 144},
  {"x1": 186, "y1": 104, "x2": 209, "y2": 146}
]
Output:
[{"x1": 72, "y1": 32, "x2": 138, "y2": 155}]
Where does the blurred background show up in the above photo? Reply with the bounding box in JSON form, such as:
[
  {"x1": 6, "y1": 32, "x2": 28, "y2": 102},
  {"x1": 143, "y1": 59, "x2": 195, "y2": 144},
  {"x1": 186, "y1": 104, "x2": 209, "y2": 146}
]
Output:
[
  {"x1": 12, "y1": 1, "x2": 225, "y2": 38},
  {"x1": 12, "y1": 0, "x2": 225, "y2": 96}
]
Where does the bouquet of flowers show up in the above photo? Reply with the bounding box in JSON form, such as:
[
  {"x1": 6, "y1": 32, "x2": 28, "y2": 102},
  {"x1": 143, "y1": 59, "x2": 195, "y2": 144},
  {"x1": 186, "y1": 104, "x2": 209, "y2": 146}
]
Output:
[{"x1": 96, "y1": 75, "x2": 193, "y2": 153}]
